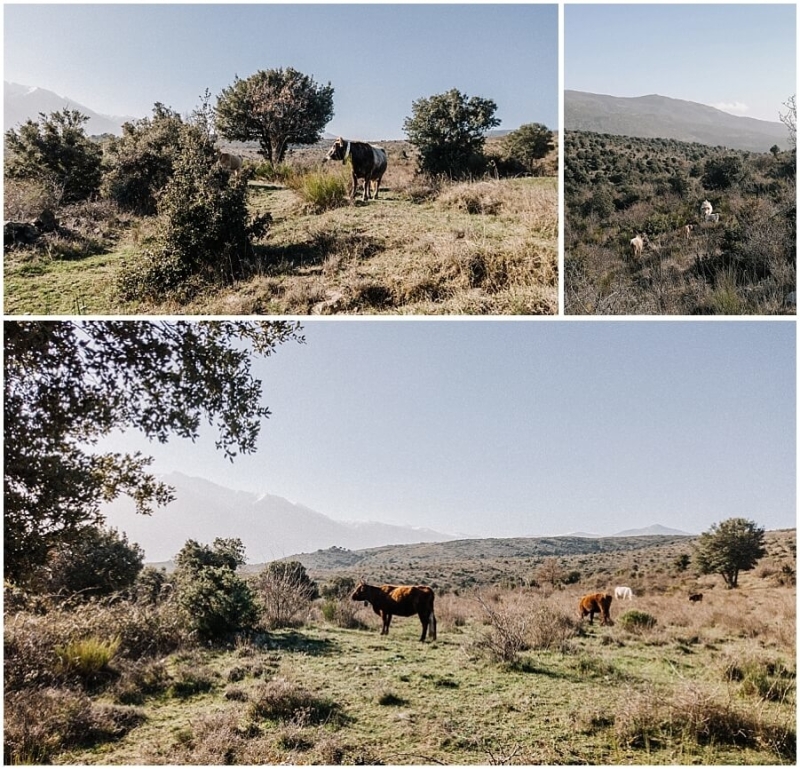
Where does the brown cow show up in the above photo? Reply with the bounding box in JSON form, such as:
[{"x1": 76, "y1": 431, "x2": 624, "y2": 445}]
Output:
[
  {"x1": 688, "y1": 593, "x2": 703, "y2": 602},
  {"x1": 579, "y1": 592, "x2": 613, "y2": 626},
  {"x1": 351, "y1": 580, "x2": 436, "y2": 641},
  {"x1": 324, "y1": 137, "x2": 388, "y2": 201}
]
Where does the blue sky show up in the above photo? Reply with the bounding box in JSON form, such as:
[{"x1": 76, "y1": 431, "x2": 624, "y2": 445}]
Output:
[
  {"x1": 98, "y1": 320, "x2": 796, "y2": 540},
  {"x1": 4, "y1": 4, "x2": 558, "y2": 139},
  {"x1": 566, "y1": 4, "x2": 796, "y2": 122}
]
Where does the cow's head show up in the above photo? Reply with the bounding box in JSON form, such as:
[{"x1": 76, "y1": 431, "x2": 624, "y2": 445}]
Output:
[
  {"x1": 351, "y1": 579, "x2": 368, "y2": 604},
  {"x1": 325, "y1": 137, "x2": 349, "y2": 164}
]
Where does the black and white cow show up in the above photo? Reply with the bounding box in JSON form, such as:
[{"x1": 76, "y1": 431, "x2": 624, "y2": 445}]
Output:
[{"x1": 324, "y1": 137, "x2": 387, "y2": 201}]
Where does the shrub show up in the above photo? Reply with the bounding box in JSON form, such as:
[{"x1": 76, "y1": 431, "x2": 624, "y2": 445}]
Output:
[
  {"x1": 173, "y1": 538, "x2": 258, "y2": 642},
  {"x1": 117, "y1": 126, "x2": 270, "y2": 300},
  {"x1": 102, "y1": 104, "x2": 185, "y2": 214},
  {"x1": 253, "y1": 561, "x2": 318, "y2": 629},
  {"x1": 4, "y1": 688, "x2": 144, "y2": 764},
  {"x1": 114, "y1": 658, "x2": 171, "y2": 704},
  {"x1": 248, "y1": 677, "x2": 343, "y2": 726},
  {"x1": 46, "y1": 525, "x2": 144, "y2": 601},
  {"x1": 618, "y1": 610, "x2": 658, "y2": 632},
  {"x1": 321, "y1": 598, "x2": 364, "y2": 629},
  {"x1": 474, "y1": 594, "x2": 529, "y2": 664},
  {"x1": 4, "y1": 109, "x2": 102, "y2": 203}
]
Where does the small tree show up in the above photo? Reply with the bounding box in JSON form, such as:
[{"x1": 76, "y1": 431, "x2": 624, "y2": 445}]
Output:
[
  {"x1": 174, "y1": 538, "x2": 258, "y2": 641},
  {"x1": 501, "y1": 123, "x2": 554, "y2": 174},
  {"x1": 403, "y1": 88, "x2": 500, "y2": 178},
  {"x1": 535, "y1": 557, "x2": 566, "y2": 588},
  {"x1": 694, "y1": 518, "x2": 766, "y2": 589},
  {"x1": 216, "y1": 68, "x2": 334, "y2": 163},
  {"x1": 5, "y1": 109, "x2": 102, "y2": 203},
  {"x1": 46, "y1": 525, "x2": 144, "y2": 600}
]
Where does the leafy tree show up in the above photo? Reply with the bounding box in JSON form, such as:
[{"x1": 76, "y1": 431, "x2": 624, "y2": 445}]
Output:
[
  {"x1": 174, "y1": 538, "x2": 258, "y2": 640},
  {"x1": 403, "y1": 88, "x2": 500, "y2": 178},
  {"x1": 674, "y1": 553, "x2": 691, "y2": 573},
  {"x1": 4, "y1": 108, "x2": 102, "y2": 203},
  {"x1": 134, "y1": 566, "x2": 169, "y2": 604},
  {"x1": 216, "y1": 68, "x2": 334, "y2": 163},
  {"x1": 321, "y1": 575, "x2": 356, "y2": 600},
  {"x1": 101, "y1": 103, "x2": 186, "y2": 215},
  {"x1": 502, "y1": 123, "x2": 554, "y2": 174},
  {"x1": 694, "y1": 517, "x2": 766, "y2": 588},
  {"x1": 45, "y1": 525, "x2": 144, "y2": 600},
  {"x1": 4, "y1": 320, "x2": 303, "y2": 584}
]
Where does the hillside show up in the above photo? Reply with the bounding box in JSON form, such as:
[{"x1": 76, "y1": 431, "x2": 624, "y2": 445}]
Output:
[
  {"x1": 284, "y1": 528, "x2": 795, "y2": 594},
  {"x1": 565, "y1": 130, "x2": 796, "y2": 315},
  {"x1": 565, "y1": 91, "x2": 788, "y2": 152}
]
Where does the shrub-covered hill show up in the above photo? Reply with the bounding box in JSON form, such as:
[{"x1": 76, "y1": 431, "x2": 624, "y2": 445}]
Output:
[
  {"x1": 272, "y1": 529, "x2": 795, "y2": 595},
  {"x1": 565, "y1": 130, "x2": 796, "y2": 315}
]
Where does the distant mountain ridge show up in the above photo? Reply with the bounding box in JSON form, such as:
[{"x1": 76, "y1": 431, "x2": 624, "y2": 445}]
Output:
[
  {"x1": 565, "y1": 90, "x2": 788, "y2": 152},
  {"x1": 100, "y1": 472, "x2": 456, "y2": 563},
  {"x1": 4, "y1": 81, "x2": 136, "y2": 135}
]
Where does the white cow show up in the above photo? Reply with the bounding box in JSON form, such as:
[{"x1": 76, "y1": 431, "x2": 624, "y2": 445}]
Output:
[
  {"x1": 700, "y1": 199, "x2": 713, "y2": 218},
  {"x1": 615, "y1": 586, "x2": 634, "y2": 600},
  {"x1": 630, "y1": 234, "x2": 646, "y2": 259},
  {"x1": 704, "y1": 212, "x2": 720, "y2": 223}
]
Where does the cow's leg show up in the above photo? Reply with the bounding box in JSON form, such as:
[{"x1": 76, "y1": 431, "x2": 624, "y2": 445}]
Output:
[
  {"x1": 363, "y1": 174, "x2": 370, "y2": 201},
  {"x1": 351, "y1": 172, "x2": 358, "y2": 200},
  {"x1": 373, "y1": 174, "x2": 383, "y2": 200},
  {"x1": 382, "y1": 613, "x2": 392, "y2": 635},
  {"x1": 419, "y1": 613, "x2": 428, "y2": 642}
]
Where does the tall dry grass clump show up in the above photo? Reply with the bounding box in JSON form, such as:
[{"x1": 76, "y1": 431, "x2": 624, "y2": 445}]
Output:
[{"x1": 286, "y1": 168, "x2": 350, "y2": 212}]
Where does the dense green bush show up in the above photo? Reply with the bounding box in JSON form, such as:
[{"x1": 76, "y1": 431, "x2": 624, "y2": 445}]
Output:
[
  {"x1": 46, "y1": 526, "x2": 144, "y2": 601},
  {"x1": 4, "y1": 109, "x2": 102, "y2": 203},
  {"x1": 117, "y1": 125, "x2": 270, "y2": 300},
  {"x1": 102, "y1": 103, "x2": 185, "y2": 215},
  {"x1": 174, "y1": 538, "x2": 258, "y2": 641}
]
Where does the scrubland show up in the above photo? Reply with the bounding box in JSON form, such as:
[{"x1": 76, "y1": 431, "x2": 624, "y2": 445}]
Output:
[{"x1": 4, "y1": 530, "x2": 795, "y2": 764}]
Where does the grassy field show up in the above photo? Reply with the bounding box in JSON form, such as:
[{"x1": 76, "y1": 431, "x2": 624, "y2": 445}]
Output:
[
  {"x1": 5, "y1": 532, "x2": 794, "y2": 764},
  {"x1": 4, "y1": 141, "x2": 558, "y2": 315}
]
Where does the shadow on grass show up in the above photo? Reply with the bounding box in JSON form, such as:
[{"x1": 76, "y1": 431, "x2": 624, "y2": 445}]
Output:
[
  {"x1": 254, "y1": 230, "x2": 384, "y2": 273},
  {"x1": 261, "y1": 630, "x2": 338, "y2": 657}
]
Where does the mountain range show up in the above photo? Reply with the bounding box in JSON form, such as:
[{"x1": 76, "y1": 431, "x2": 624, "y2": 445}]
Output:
[
  {"x1": 100, "y1": 473, "x2": 456, "y2": 563},
  {"x1": 100, "y1": 473, "x2": 694, "y2": 564},
  {"x1": 4, "y1": 81, "x2": 136, "y2": 135},
  {"x1": 565, "y1": 90, "x2": 789, "y2": 152}
]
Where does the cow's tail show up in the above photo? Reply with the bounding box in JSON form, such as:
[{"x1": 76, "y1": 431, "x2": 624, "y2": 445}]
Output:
[{"x1": 429, "y1": 598, "x2": 437, "y2": 641}]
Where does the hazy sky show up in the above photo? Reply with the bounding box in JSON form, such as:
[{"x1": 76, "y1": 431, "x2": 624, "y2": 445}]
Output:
[
  {"x1": 98, "y1": 320, "x2": 796, "y2": 540},
  {"x1": 3, "y1": 3, "x2": 558, "y2": 139},
  {"x1": 566, "y1": 4, "x2": 796, "y2": 122}
]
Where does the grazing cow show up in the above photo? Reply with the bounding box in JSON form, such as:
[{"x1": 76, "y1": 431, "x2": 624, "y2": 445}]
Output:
[
  {"x1": 579, "y1": 592, "x2": 614, "y2": 625},
  {"x1": 688, "y1": 593, "x2": 703, "y2": 602},
  {"x1": 218, "y1": 152, "x2": 243, "y2": 172},
  {"x1": 324, "y1": 137, "x2": 388, "y2": 201},
  {"x1": 630, "y1": 234, "x2": 646, "y2": 259},
  {"x1": 615, "y1": 586, "x2": 634, "y2": 601},
  {"x1": 351, "y1": 580, "x2": 436, "y2": 641}
]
